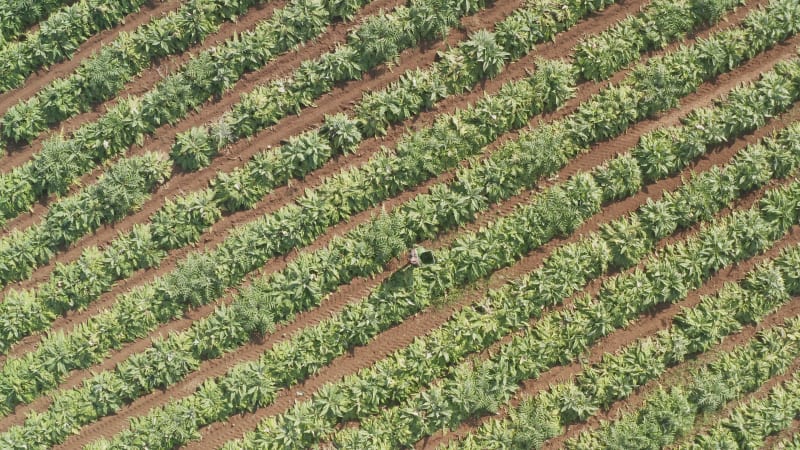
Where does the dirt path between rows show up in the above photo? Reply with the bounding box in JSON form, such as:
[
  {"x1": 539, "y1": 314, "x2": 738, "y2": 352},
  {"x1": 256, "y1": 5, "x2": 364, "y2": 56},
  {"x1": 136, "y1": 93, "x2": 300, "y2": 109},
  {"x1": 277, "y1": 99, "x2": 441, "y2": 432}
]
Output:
[
  {"x1": 0, "y1": 0, "x2": 636, "y2": 359},
  {"x1": 419, "y1": 37, "x2": 800, "y2": 450},
  {"x1": 43, "y1": 0, "x2": 564, "y2": 445},
  {"x1": 0, "y1": 0, "x2": 530, "y2": 431},
  {"x1": 0, "y1": 0, "x2": 764, "y2": 436},
  {"x1": 764, "y1": 415, "x2": 800, "y2": 448},
  {"x1": 0, "y1": 0, "x2": 406, "y2": 232},
  {"x1": 0, "y1": 0, "x2": 776, "y2": 442},
  {"x1": 425, "y1": 193, "x2": 800, "y2": 450},
  {"x1": 167, "y1": 8, "x2": 800, "y2": 448},
  {"x1": 0, "y1": 0, "x2": 648, "y2": 442},
  {"x1": 0, "y1": 0, "x2": 291, "y2": 167},
  {"x1": 0, "y1": 0, "x2": 184, "y2": 114},
  {"x1": 668, "y1": 338, "x2": 800, "y2": 447},
  {"x1": 542, "y1": 223, "x2": 800, "y2": 449}
]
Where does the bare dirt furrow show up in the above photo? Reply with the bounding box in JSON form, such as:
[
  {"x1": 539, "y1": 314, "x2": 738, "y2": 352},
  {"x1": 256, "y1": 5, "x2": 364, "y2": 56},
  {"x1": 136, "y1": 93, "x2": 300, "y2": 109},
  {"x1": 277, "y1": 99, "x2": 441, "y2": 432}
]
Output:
[
  {"x1": 426, "y1": 213, "x2": 800, "y2": 450},
  {"x1": 547, "y1": 291, "x2": 800, "y2": 449},
  {"x1": 28, "y1": 0, "x2": 560, "y2": 437},
  {"x1": 415, "y1": 62, "x2": 800, "y2": 446},
  {"x1": 177, "y1": 20, "x2": 800, "y2": 448},
  {"x1": 0, "y1": 0, "x2": 645, "y2": 359},
  {"x1": 764, "y1": 416, "x2": 800, "y2": 449},
  {"x1": 0, "y1": 0, "x2": 537, "y2": 278},
  {"x1": 0, "y1": 0, "x2": 185, "y2": 112},
  {"x1": 1, "y1": 0, "x2": 645, "y2": 402},
  {"x1": 419, "y1": 136, "x2": 800, "y2": 445},
  {"x1": 0, "y1": 0, "x2": 764, "y2": 434},
  {"x1": 187, "y1": 293, "x2": 485, "y2": 449},
  {"x1": 69, "y1": 277, "x2": 480, "y2": 448},
  {"x1": 0, "y1": 0, "x2": 532, "y2": 428},
  {"x1": 395, "y1": 148, "x2": 800, "y2": 447},
  {"x1": 422, "y1": 19, "x2": 796, "y2": 279},
  {"x1": 0, "y1": 0, "x2": 530, "y2": 360},
  {"x1": 668, "y1": 339, "x2": 800, "y2": 447},
  {"x1": 0, "y1": 0, "x2": 291, "y2": 160},
  {"x1": 0, "y1": 0, "x2": 409, "y2": 233},
  {"x1": 426, "y1": 189, "x2": 800, "y2": 449},
  {"x1": 1, "y1": 0, "x2": 764, "y2": 428}
]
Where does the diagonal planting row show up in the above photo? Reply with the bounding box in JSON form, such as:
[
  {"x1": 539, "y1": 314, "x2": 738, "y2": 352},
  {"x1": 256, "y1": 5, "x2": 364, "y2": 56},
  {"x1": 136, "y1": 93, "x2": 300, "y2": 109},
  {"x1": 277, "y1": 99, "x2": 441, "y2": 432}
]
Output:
[
  {"x1": 0, "y1": 0, "x2": 157, "y2": 93},
  {"x1": 0, "y1": 44, "x2": 571, "y2": 424},
  {"x1": 0, "y1": 0, "x2": 784, "y2": 436},
  {"x1": 1, "y1": 0, "x2": 752, "y2": 333},
  {"x1": 0, "y1": 0, "x2": 626, "y2": 294},
  {"x1": 0, "y1": 0, "x2": 746, "y2": 357},
  {"x1": 0, "y1": 0, "x2": 532, "y2": 296},
  {"x1": 450, "y1": 240, "x2": 800, "y2": 450},
  {"x1": 9, "y1": 8, "x2": 800, "y2": 448},
  {"x1": 0, "y1": 0, "x2": 537, "y2": 371},
  {"x1": 0, "y1": 153, "x2": 171, "y2": 304},
  {"x1": 0, "y1": 0, "x2": 736, "y2": 414},
  {"x1": 3, "y1": 0, "x2": 792, "y2": 446},
  {"x1": 777, "y1": 435, "x2": 800, "y2": 449},
  {"x1": 0, "y1": 0, "x2": 293, "y2": 148},
  {"x1": 0, "y1": 0, "x2": 790, "y2": 439},
  {"x1": 0, "y1": 0, "x2": 395, "y2": 224},
  {"x1": 222, "y1": 80, "x2": 800, "y2": 449},
  {"x1": 0, "y1": 0, "x2": 500, "y2": 227},
  {"x1": 68, "y1": 46, "x2": 800, "y2": 450},
  {"x1": 324, "y1": 154, "x2": 800, "y2": 448},
  {"x1": 0, "y1": 0, "x2": 73, "y2": 45},
  {"x1": 564, "y1": 311, "x2": 800, "y2": 449},
  {"x1": 0, "y1": 0, "x2": 383, "y2": 285},
  {"x1": 0, "y1": 0, "x2": 635, "y2": 357},
  {"x1": 681, "y1": 371, "x2": 800, "y2": 449},
  {"x1": 169, "y1": 0, "x2": 740, "y2": 170},
  {"x1": 86, "y1": 61, "x2": 800, "y2": 447}
]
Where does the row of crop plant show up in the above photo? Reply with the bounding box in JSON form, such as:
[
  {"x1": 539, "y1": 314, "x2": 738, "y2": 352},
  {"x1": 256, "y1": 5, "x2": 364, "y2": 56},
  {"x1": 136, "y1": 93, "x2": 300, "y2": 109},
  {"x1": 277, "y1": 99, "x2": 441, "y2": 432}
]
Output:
[
  {"x1": 0, "y1": 0, "x2": 274, "y2": 147},
  {"x1": 453, "y1": 244, "x2": 800, "y2": 450},
  {"x1": 0, "y1": 0, "x2": 585, "y2": 349},
  {"x1": 0, "y1": 0, "x2": 151, "y2": 92},
  {"x1": 7, "y1": 18, "x2": 800, "y2": 450},
  {"x1": 0, "y1": 0, "x2": 383, "y2": 223},
  {"x1": 228, "y1": 90, "x2": 800, "y2": 450},
  {"x1": 0, "y1": 0, "x2": 73, "y2": 44},
  {"x1": 0, "y1": 0, "x2": 791, "y2": 431},
  {"x1": 0, "y1": 0, "x2": 751, "y2": 350}
]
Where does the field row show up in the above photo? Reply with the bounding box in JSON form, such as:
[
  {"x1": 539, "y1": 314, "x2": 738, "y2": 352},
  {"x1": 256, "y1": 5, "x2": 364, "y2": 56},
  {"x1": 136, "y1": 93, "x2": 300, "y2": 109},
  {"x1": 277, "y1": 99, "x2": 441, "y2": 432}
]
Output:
[{"x1": 3, "y1": 0, "x2": 800, "y2": 448}]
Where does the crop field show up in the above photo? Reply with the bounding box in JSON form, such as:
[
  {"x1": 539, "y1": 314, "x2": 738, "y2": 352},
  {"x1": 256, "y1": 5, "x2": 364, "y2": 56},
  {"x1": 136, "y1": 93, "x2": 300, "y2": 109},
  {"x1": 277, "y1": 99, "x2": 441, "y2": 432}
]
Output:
[{"x1": 2, "y1": 0, "x2": 800, "y2": 448}]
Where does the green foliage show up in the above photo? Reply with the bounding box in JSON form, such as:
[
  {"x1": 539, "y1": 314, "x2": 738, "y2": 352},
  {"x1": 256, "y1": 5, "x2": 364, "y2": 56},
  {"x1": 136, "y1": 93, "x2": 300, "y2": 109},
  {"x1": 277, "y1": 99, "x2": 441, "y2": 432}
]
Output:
[
  {"x1": 321, "y1": 113, "x2": 362, "y2": 154},
  {"x1": 0, "y1": 0, "x2": 149, "y2": 93},
  {"x1": 151, "y1": 190, "x2": 222, "y2": 249},
  {"x1": 460, "y1": 30, "x2": 509, "y2": 79},
  {"x1": 3, "y1": 2, "x2": 800, "y2": 447}
]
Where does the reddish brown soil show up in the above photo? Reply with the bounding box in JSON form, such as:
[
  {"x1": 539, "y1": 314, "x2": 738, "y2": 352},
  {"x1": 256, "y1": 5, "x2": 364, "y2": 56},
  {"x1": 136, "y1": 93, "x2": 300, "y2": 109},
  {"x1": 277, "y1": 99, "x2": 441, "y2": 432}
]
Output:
[
  {"x1": 1, "y1": 0, "x2": 529, "y2": 431},
  {"x1": 424, "y1": 195, "x2": 800, "y2": 450},
  {"x1": 129, "y1": 6, "x2": 799, "y2": 447},
  {"x1": 0, "y1": 0, "x2": 407, "y2": 231},
  {"x1": 419, "y1": 22, "x2": 800, "y2": 450},
  {"x1": 39, "y1": 0, "x2": 554, "y2": 443},
  {"x1": 0, "y1": 0, "x2": 185, "y2": 115},
  {"x1": 3, "y1": 0, "x2": 798, "y2": 448},
  {"x1": 0, "y1": 0, "x2": 532, "y2": 365},
  {"x1": 0, "y1": 0, "x2": 291, "y2": 165},
  {"x1": 668, "y1": 340, "x2": 800, "y2": 447},
  {"x1": 4, "y1": 0, "x2": 764, "y2": 440},
  {"x1": 0, "y1": 0, "x2": 627, "y2": 359},
  {"x1": 0, "y1": 0, "x2": 652, "y2": 358},
  {"x1": 763, "y1": 416, "x2": 800, "y2": 449}
]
